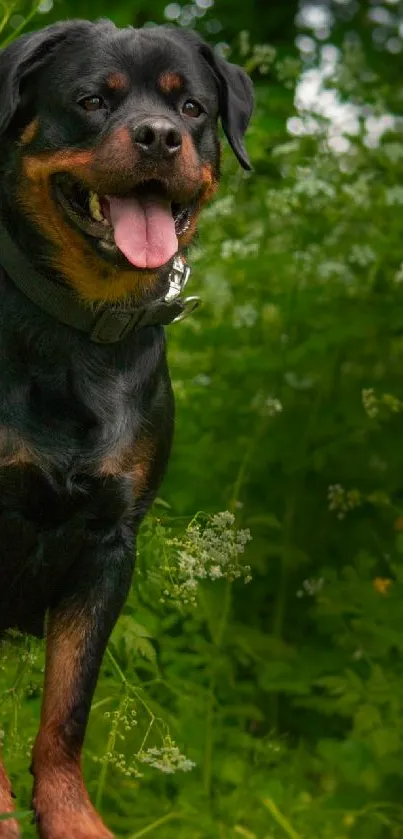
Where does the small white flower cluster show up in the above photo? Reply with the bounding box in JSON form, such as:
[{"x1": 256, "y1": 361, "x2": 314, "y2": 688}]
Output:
[
  {"x1": 221, "y1": 239, "x2": 259, "y2": 260},
  {"x1": 94, "y1": 750, "x2": 143, "y2": 778},
  {"x1": 239, "y1": 30, "x2": 251, "y2": 58},
  {"x1": 137, "y1": 740, "x2": 196, "y2": 774},
  {"x1": 352, "y1": 648, "x2": 364, "y2": 661},
  {"x1": 104, "y1": 699, "x2": 138, "y2": 735},
  {"x1": 238, "y1": 31, "x2": 276, "y2": 74},
  {"x1": 276, "y1": 56, "x2": 302, "y2": 88},
  {"x1": 394, "y1": 263, "x2": 403, "y2": 284},
  {"x1": 317, "y1": 260, "x2": 350, "y2": 282},
  {"x1": 251, "y1": 391, "x2": 283, "y2": 418},
  {"x1": 265, "y1": 396, "x2": 283, "y2": 417},
  {"x1": 294, "y1": 173, "x2": 336, "y2": 201},
  {"x1": 385, "y1": 186, "x2": 403, "y2": 206},
  {"x1": 251, "y1": 43, "x2": 277, "y2": 75},
  {"x1": 296, "y1": 578, "x2": 325, "y2": 598},
  {"x1": 362, "y1": 387, "x2": 378, "y2": 419},
  {"x1": 328, "y1": 484, "x2": 362, "y2": 519},
  {"x1": 233, "y1": 303, "x2": 258, "y2": 328},
  {"x1": 342, "y1": 177, "x2": 371, "y2": 209},
  {"x1": 202, "y1": 194, "x2": 235, "y2": 220},
  {"x1": 382, "y1": 143, "x2": 403, "y2": 164},
  {"x1": 362, "y1": 388, "x2": 403, "y2": 419},
  {"x1": 164, "y1": 512, "x2": 252, "y2": 607},
  {"x1": 349, "y1": 244, "x2": 376, "y2": 267}
]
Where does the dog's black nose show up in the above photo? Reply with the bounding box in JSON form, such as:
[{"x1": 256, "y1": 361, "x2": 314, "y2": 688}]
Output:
[{"x1": 133, "y1": 118, "x2": 182, "y2": 158}]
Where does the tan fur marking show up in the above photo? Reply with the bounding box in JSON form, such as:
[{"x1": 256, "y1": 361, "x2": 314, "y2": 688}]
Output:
[
  {"x1": 0, "y1": 427, "x2": 35, "y2": 468},
  {"x1": 159, "y1": 72, "x2": 183, "y2": 94},
  {"x1": 38, "y1": 622, "x2": 85, "y2": 726},
  {"x1": 98, "y1": 436, "x2": 156, "y2": 498},
  {"x1": 177, "y1": 161, "x2": 218, "y2": 249},
  {"x1": 19, "y1": 128, "x2": 218, "y2": 305},
  {"x1": 0, "y1": 759, "x2": 19, "y2": 838},
  {"x1": 106, "y1": 72, "x2": 129, "y2": 91},
  {"x1": 32, "y1": 620, "x2": 113, "y2": 838},
  {"x1": 20, "y1": 118, "x2": 39, "y2": 146},
  {"x1": 20, "y1": 144, "x2": 160, "y2": 305}
]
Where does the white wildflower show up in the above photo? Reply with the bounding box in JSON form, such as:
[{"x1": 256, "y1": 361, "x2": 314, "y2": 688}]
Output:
[
  {"x1": 382, "y1": 143, "x2": 403, "y2": 164},
  {"x1": 294, "y1": 174, "x2": 336, "y2": 200},
  {"x1": 221, "y1": 240, "x2": 259, "y2": 260},
  {"x1": 328, "y1": 484, "x2": 362, "y2": 519},
  {"x1": 233, "y1": 304, "x2": 258, "y2": 328},
  {"x1": 349, "y1": 244, "x2": 376, "y2": 267},
  {"x1": 362, "y1": 388, "x2": 378, "y2": 418},
  {"x1": 317, "y1": 261, "x2": 350, "y2": 281},
  {"x1": 165, "y1": 511, "x2": 252, "y2": 607},
  {"x1": 203, "y1": 194, "x2": 235, "y2": 219},
  {"x1": 297, "y1": 577, "x2": 325, "y2": 597},
  {"x1": 385, "y1": 186, "x2": 403, "y2": 206},
  {"x1": 341, "y1": 178, "x2": 371, "y2": 209},
  {"x1": 193, "y1": 373, "x2": 211, "y2": 387},
  {"x1": 265, "y1": 397, "x2": 283, "y2": 417},
  {"x1": 394, "y1": 263, "x2": 403, "y2": 284},
  {"x1": 138, "y1": 740, "x2": 196, "y2": 774}
]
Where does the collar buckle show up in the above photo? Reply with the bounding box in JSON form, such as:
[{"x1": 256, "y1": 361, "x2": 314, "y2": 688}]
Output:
[
  {"x1": 91, "y1": 257, "x2": 199, "y2": 342},
  {"x1": 164, "y1": 256, "x2": 201, "y2": 323},
  {"x1": 164, "y1": 256, "x2": 192, "y2": 302}
]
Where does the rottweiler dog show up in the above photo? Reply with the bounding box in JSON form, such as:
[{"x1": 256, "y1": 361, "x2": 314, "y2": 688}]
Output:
[{"x1": 0, "y1": 18, "x2": 253, "y2": 839}]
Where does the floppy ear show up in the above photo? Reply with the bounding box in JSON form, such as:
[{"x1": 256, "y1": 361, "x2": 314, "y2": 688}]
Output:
[
  {"x1": 200, "y1": 45, "x2": 254, "y2": 171},
  {"x1": 0, "y1": 21, "x2": 87, "y2": 138}
]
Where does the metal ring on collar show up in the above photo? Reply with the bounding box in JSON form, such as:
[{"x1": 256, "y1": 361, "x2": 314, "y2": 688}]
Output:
[{"x1": 172, "y1": 296, "x2": 201, "y2": 323}]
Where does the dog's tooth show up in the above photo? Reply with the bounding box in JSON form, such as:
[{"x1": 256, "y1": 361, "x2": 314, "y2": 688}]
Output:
[{"x1": 89, "y1": 191, "x2": 104, "y2": 222}]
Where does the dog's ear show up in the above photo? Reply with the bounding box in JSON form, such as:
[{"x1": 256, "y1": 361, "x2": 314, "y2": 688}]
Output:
[
  {"x1": 200, "y1": 45, "x2": 254, "y2": 171},
  {"x1": 0, "y1": 21, "x2": 88, "y2": 138}
]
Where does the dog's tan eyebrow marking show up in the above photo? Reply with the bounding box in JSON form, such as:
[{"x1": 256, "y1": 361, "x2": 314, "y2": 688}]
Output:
[
  {"x1": 106, "y1": 72, "x2": 130, "y2": 91},
  {"x1": 20, "y1": 118, "x2": 39, "y2": 146},
  {"x1": 159, "y1": 71, "x2": 184, "y2": 94}
]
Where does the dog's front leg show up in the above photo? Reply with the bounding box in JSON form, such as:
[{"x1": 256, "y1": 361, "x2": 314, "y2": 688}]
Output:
[{"x1": 32, "y1": 532, "x2": 134, "y2": 839}]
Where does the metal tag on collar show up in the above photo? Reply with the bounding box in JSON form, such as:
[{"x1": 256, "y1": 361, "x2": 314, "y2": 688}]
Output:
[{"x1": 165, "y1": 256, "x2": 191, "y2": 302}]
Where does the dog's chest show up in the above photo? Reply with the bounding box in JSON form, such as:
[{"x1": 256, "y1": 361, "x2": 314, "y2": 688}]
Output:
[
  {"x1": 0, "y1": 359, "x2": 144, "y2": 634},
  {"x1": 0, "y1": 357, "x2": 142, "y2": 479}
]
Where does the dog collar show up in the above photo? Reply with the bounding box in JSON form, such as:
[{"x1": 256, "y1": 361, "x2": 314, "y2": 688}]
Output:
[{"x1": 0, "y1": 221, "x2": 200, "y2": 344}]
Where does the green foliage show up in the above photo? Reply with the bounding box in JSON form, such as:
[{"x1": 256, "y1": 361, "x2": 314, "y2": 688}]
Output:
[{"x1": 3, "y1": 3, "x2": 403, "y2": 838}]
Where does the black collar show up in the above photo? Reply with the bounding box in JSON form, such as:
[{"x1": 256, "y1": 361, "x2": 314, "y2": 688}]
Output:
[{"x1": 0, "y1": 221, "x2": 200, "y2": 344}]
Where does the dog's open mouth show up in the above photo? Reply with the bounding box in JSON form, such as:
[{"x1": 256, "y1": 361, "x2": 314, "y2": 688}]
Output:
[{"x1": 53, "y1": 175, "x2": 196, "y2": 269}]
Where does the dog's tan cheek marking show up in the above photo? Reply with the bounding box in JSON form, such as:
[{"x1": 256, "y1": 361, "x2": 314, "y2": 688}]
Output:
[
  {"x1": 19, "y1": 148, "x2": 161, "y2": 305},
  {"x1": 200, "y1": 162, "x2": 219, "y2": 202},
  {"x1": 178, "y1": 160, "x2": 219, "y2": 249}
]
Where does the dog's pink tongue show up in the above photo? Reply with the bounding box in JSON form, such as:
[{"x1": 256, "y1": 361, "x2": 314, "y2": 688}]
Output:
[{"x1": 107, "y1": 194, "x2": 178, "y2": 269}]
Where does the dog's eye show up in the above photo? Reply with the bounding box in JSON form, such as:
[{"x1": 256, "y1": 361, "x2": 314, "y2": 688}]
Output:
[
  {"x1": 79, "y1": 96, "x2": 105, "y2": 112},
  {"x1": 182, "y1": 99, "x2": 203, "y2": 118}
]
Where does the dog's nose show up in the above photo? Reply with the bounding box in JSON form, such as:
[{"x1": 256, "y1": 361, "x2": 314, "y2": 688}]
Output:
[{"x1": 132, "y1": 118, "x2": 182, "y2": 158}]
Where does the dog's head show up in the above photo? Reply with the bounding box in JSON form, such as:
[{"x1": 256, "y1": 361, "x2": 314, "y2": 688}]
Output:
[{"x1": 0, "y1": 20, "x2": 253, "y2": 304}]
